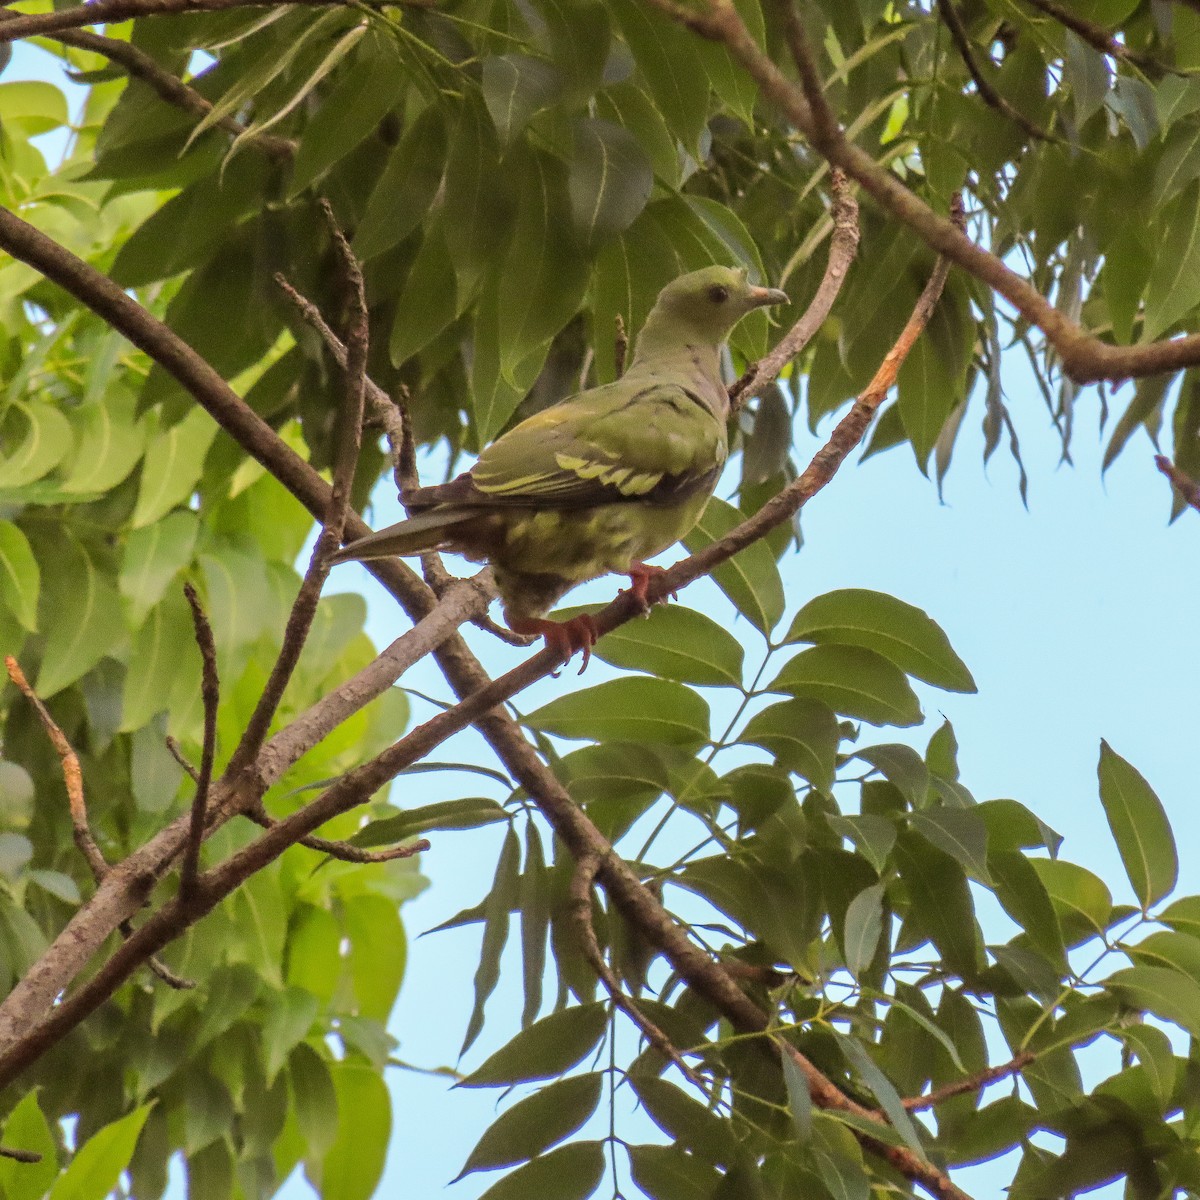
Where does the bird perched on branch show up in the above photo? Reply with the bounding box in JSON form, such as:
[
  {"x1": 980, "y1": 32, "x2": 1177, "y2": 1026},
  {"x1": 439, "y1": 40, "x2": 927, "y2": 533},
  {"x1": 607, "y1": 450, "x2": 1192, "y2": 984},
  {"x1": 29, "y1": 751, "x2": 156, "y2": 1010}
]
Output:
[{"x1": 331, "y1": 266, "x2": 787, "y2": 665}]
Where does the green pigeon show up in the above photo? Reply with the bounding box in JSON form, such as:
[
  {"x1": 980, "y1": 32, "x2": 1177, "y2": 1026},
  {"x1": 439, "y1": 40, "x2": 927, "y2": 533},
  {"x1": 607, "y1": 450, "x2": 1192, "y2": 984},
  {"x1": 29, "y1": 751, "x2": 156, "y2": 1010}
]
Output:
[{"x1": 331, "y1": 265, "x2": 787, "y2": 663}]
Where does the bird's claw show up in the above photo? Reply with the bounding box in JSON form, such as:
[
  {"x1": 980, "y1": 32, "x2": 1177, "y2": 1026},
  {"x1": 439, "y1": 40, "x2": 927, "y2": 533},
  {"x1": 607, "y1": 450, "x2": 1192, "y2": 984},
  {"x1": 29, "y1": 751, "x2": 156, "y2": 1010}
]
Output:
[
  {"x1": 624, "y1": 563, "x2": 676, "y2": 614},
  {"x1": 508, "y1": 614, "x2": 599, "y2": 674}
]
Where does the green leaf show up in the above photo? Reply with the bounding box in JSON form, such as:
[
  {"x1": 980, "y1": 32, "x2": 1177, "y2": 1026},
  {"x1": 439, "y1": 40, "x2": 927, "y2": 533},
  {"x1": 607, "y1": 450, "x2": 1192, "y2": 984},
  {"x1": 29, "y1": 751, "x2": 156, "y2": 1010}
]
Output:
[
  {"x1": 478, "y1": 1141, "x2": 605, "y2": 1200},
  {"x1": 608, "y1": 0, "x2": 711, "y2": 149},
  {"x1": 976, "y1": 798, "x2": 1062, "y2": 856},
  {"x1": 48, "y1": 1105, "x2": 152, "y2": 1200},
  {"x1": 58, "y1": 390, "x2": 147, "y2": 495},
  {"x1": 460, "y1": 1002, "x2": 608, "y2": 1086},
  {"x1": 520, "y1": 821, "x2": 548, "y2": 1028},
  {"x1": 1153, "y1": 119, "x2": 1200, "y2": 210},
  {"x1": 894, "y1": 832, "x2": 980, "y2": 978},
  {"x1": 843, "y1": 882, "x2": 885, "y2": 979},
  {"x1": 1144, "y1": 182, "x2": 1200, "y2": 339},
  {"x1": 353, "y1": 104, "x2": 448, "y2": 262},
  {"x1": 569, "y1": 117, "x2": 654, "y2": 248},
  {"x1": 596, "y1": 80, "x2": 682, "y2": 188},
  {"x1": 498, "y1": 146, "x2": 589, "y2": 383},
  {"x1": 856, "y1": 743, "x2": 929, "y2": 808},
  {"x1": 345, "y1": 893, "x2": 406, "y2": 1022},
  {"x1": 316, "y1": 1062, "x2": 391, "y2": 1200},
  {"x1": 0, "y1": 402, "x2": 74, "y2": 490},
  {"x1": 526, "y1": 677, "x2": 710, "y2": 747},
  {"x1": 1158, "y1": 893, "x2": 1200, "y2": 936},
  {"x1": 827, "y1": 814, "x2": 897, "y2": 875},
  {"x1": 121, "y1": 587, "x2": 197, "y2": 732},
  {"x1": 626, "y1": 1143, "x2": 722, "y2": 1200},
  {"x1": 1125, "y1": 929, "x2": 1200, "y2": 979},
  {"x1": 909, "y1": 808, "x2": 991, "y2": 884},
  {"x1": 781, "y1": 1052, "x2": 813, "y2": 1144},
  {"x1": 119, "y1": 510, "x2": 199, "y2": 625},
  {"x1": 785, "y1": 588, "x2": 975, "y2": 693},
  {"x1": 1104, "y1": 965, "x2": 1200, "y2": 1037},
  {"x1": 631, "y1": 1076, "x2": 740, "y2": 1167},
  {"x1": 1120, "y1": 1024, "x2": 1176, "y2": 1103},
  {"x1": 457, "y1": 1073, "x2": 602, "y2": 1178},
  {"x1": 838, "y1": 1034, "x2": 927, "y2": 1160},
  {"x1": 262, "y1": 987, "x2": 319, "y2": 1085},
  {"x1": 132, "y1": 408, "x2": 219, "y2": 529},
  {"x1": 0, "y1": 81, "x2": 68, "y2": 132},
  {"x1": 0, "y1": 521, "x2": 39, "y2": 631},
  {"x1": 0, "y1": 1091, "x2": 58, "y2": 1200},
  {"x1": 683, "y1": 496, "x2": 785, "y2": 636},
  {"x1": 36, "y1": 537, "x2": 125, "y2": 698},
  {"x1": 1031, "y1": 859, "x2": 1112, "y2": 946},
  {"x1": 1097, "y1": 741, "x2": 1177, "y2": 910},
  {"x1": 482, "y1": 53, "x2": 563, "y2": 145},
  {"x1": 352, "y1": 797, "x2": 507, "y2": 848},
  {"x1": 462, "y1": 825, "x2": 521, "y2": 1055},
  {"x1": 289, "y1": 1043, "x2": 338, "y2": 1159},
  {"x1": 768, "y1": 645, "x2": 922, "y2": 728},
  {"x1": 809, "y1": 1115, "x2": 869, "y2": 1200},
  {"x1": 740, "y1": 698, "x2": 839, "y2": 793},
  {"x1": 288, "y1": 31, "x2": 404, "y2": 195},
  {"x1": 587, "y1": 603, "x2": 744, "y2": 687},
  {"x1": 389, "y1": 222, "x2": 459, "y2": 367},
  {"x1": 989, "y1": 849, "x2": 1066, "y2": 966}
]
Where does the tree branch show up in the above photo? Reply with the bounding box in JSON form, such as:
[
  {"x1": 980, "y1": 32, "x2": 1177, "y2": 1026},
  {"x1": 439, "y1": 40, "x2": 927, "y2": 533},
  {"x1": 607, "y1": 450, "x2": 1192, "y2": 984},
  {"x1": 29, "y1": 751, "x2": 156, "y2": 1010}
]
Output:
[
  {"x1": 0, "y1": 0, "x2": 435, "y2": 44},
  {"x1": 638, "y1": 0, "x2": 1200, "y2": 384},
  {"x1": 22, "y1": 24, "x2": 295, "y2": 159},
  {"x1": 729, "y1": 167, "x2": 859, "y2": 411},
  {"x1": 903, "y1": 1051, "x2": 1035, "y2": 1112},
  {"x1": 1020, "y1": 0, "x2": 1164, "y2": 72},
  {"x1": 1155, "y1": 454, "x2": 1200, "y2": 512},
  {"x1": 934, "y1": 0, "x2": 1056, "y2": 142},
  {"x1": 180, "y1": 584, "x2": 219, "y2": 896}
]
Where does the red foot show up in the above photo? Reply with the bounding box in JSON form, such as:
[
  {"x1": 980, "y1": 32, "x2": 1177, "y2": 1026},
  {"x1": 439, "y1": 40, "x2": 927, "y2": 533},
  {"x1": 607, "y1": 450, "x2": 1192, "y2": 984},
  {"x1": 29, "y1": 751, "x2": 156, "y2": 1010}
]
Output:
[
  {"x1": 508, "y1": 614, "x2": 599, "y2": 674},
  {"x1": 624, "y1": 562, "x2": 677, "y2": 611}
]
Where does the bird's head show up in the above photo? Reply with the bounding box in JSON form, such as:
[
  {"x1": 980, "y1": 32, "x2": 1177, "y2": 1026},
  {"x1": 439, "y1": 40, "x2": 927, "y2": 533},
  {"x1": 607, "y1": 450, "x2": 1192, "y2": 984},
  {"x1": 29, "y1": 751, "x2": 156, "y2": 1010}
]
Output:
[{"x1": 643, "y1": 265, "x2": 789, "y2": 346}]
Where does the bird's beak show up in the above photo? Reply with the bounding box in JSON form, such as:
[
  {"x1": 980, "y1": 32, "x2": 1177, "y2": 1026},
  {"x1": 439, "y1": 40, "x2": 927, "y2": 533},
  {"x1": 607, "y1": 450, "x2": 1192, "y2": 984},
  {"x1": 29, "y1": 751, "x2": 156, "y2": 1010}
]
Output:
[{"x1": 748, "y1": 286, "x2": 789, "y2": 307}]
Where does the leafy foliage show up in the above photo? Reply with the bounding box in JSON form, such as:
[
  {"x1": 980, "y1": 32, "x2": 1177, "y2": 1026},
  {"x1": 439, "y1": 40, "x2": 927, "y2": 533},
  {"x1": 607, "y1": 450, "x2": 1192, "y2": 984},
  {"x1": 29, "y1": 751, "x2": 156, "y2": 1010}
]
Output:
[{"x1": 2, "y1": 0, "x2": 1200, "y2": 1196}]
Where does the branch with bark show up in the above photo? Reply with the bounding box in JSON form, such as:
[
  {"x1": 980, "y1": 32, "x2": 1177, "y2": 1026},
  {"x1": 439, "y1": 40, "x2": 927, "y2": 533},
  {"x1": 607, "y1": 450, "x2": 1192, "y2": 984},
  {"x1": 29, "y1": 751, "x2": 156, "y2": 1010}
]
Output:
[{"x1": 0, "y1": 181, "x2": 977, "y2": 1197}]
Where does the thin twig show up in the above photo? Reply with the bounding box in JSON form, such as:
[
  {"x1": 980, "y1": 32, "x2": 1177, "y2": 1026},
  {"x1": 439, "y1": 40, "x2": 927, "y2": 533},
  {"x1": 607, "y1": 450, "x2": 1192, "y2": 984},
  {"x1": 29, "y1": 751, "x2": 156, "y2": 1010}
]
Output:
[
  {"x1": 4, "y1": 657, "x2": 193, "y2": 990},
  {"x1": 903, "y1": 1051, "x2": 1035, "y2": 1112},
  {"x1": 4, "y1": 657, "x2": 107, "y2": 883},
  {"x1": 614, "y1": 314, "x2": 628, "y2": 379},
  {"x1": 1020, "y1": 0, "x2": 1166, "y2": 72},
  {"x1": 180, "y1": 584, "x2": 218, "y2": 896},
  {"x1": 728, "y1": 168, "x2": 859, "y2": 411},
  {"x1": 571, "y1": 852, "x2": 700, "y2": 1085},
  {"x1": 934, "y1": 0, "x2": 1055, "y2": 142},
  {"x1": 1155, "y1": 454, "x2": 1200, "y2": 512},
  {"x1": 0, "y1": 0, "x2": 437, "y2": 43},
  {"x1": 165, "y1": 736, "x2": 200, "y2": 783},
  {"x1": 243, "y1": 801, "x2": 428, "y2": 863},
  {"x1": 23, "y1": 24, "x2": 294, "y2": 159},
  {"x1": 0, "y1": 1146, "x2": 42, "y2": 1163}
]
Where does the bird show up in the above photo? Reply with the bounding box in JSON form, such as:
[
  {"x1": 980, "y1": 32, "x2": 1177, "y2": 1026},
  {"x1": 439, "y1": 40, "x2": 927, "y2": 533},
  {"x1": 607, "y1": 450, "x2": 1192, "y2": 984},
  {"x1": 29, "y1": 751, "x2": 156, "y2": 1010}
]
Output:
[{"x1": 330, "y1": 265, "x2": 788, "y2": 666}]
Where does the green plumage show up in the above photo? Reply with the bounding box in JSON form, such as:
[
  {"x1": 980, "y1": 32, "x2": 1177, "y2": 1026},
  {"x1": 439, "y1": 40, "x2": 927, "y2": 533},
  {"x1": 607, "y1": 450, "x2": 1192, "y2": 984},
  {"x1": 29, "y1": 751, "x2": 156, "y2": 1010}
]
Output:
[{"x1": 332, "y1": 266, "x2": 787, "y2": 652}]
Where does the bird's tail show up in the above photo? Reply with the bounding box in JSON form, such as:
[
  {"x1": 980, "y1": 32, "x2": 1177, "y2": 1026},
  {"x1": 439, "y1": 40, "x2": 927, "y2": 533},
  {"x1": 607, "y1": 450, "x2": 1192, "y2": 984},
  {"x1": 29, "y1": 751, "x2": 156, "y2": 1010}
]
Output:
[{"x1": 329, "y1": 507, "x2": 481, "y2": 564}]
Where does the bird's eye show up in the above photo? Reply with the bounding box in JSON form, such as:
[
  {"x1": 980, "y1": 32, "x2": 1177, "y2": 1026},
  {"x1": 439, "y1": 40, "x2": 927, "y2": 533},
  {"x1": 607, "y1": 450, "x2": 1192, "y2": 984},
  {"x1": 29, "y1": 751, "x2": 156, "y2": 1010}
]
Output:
[{"x1": 707, "y1": 285, "x2": 730, "y2": 304}]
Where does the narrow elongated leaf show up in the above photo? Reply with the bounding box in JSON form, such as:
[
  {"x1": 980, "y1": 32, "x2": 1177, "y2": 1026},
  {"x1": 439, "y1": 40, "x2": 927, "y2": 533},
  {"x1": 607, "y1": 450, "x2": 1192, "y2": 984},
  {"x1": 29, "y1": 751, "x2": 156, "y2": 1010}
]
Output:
[
  {"x1": 683, "y1": 496, "x2": 785, "y2": 636},
  {"x1": 740, "y1": 698, "x2": 839, "y2": 792},
  {"x1": 460, "y1": 1002, "x2": 608, "y2": 1086},
  {"x1": 1144, "y1": 182, "x2": 1200, "y2": 339},
  {"x1": 843, "y1": 882, "x2": 885, "y2": 979},
  {"x1": 319, "y1": 1062, "x2": 390, "y2": 1200},
  {"x1": 1097, "y1": 741, "x2": 1177, "y2": 909},
  {"x1": 768, "y1": 645, "x2": 922, "y2": 728},
  {"x1": 462, "y1": 825, "x2": 521, "y2": 1055},
  {"x1": 894, "y1": 832, "x2": 980, "y2": 978},
  {"x1": 785, "y1": 588, "x2": 975, "y2": 692},
  {"x1": 781, "y1": 1052, "x2": 813, "y2": 1143},
  {"x1": 520, "y1": 822, "x2": 548, "y2": 1028},
  {"x1": 526, "y1": 677, "x2": 709, "y2": 747},
  {"x1": 827, "y1": 814, "x2": 897, "y2": 875},
  {"x1": 1031, "y1": 859, "x2": 1112, "y2": 946},
  {"x1": 838, "y1": 1035, "x2": 927, "y2": 1160},
  {"x1": 119, "y1": 509, "x2": 199, "y2": 624},
  {"x1": 48, "y1": 1106, "x2": 152, "y2": 1200},
  {"x1": 0, "y1": 1091, "x2": 58, "y2": 1200},
  {"x1": 1120, "y1": 1024, "x2": 1176, "y2": 1102},
  {"x1": 989, "y1": 849, "x2": 1065, "y2": 965},
  {"x1": 457, "y1": 1073, "x2": 602, "y2": 1177},
  {"x1": 0, "y1": 521, "x2": 38, "y2": 631},
  {"x1": 809, "y1": 1116, "x2": 869, "y2": 1200},
  {"x1": 132, "y1": 408, "x2": 219, "y2": 529}
]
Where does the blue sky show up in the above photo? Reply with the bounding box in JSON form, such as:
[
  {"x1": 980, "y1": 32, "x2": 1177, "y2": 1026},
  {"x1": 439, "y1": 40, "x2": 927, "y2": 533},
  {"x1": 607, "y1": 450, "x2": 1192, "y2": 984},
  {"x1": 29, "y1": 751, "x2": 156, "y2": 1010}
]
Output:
[{"x1": 7, "y1": 37, "x2": 1200, "y2": 1200}]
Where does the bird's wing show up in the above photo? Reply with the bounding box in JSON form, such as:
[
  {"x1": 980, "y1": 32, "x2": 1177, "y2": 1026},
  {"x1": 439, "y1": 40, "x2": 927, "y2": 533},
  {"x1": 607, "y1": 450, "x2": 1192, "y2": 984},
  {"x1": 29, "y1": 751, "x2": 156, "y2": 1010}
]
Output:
[{"x1": 462, "y1": 380, "x2": 726, "y2": 510}]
